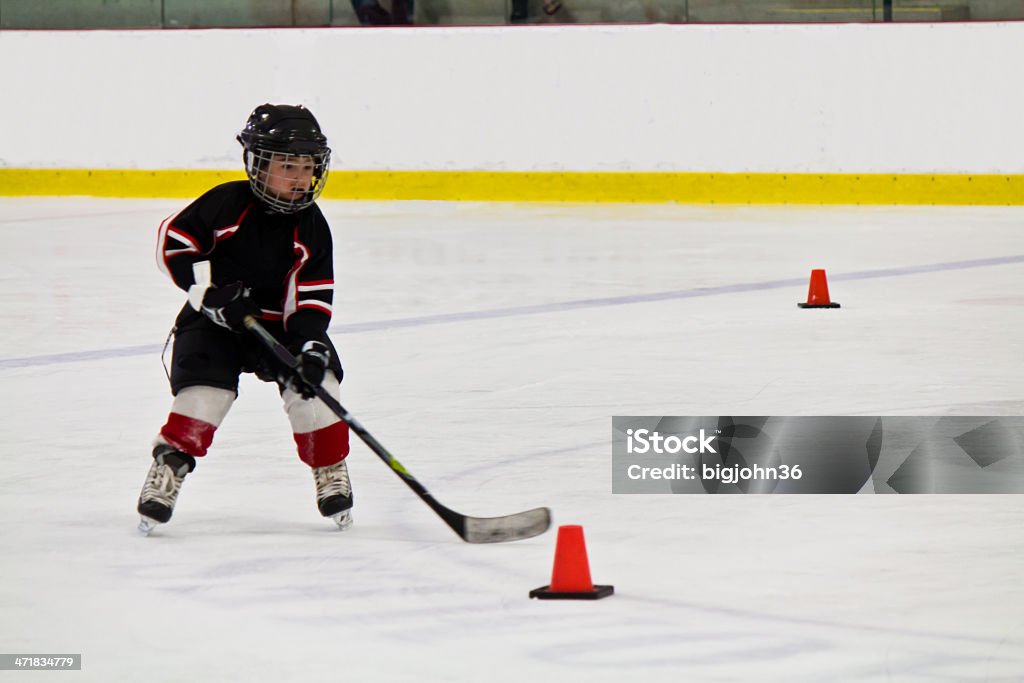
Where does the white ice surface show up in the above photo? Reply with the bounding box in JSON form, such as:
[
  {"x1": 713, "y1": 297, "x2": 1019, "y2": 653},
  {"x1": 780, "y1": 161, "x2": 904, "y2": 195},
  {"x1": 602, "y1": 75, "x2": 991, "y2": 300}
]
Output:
[{"x1": 0, "y1": 198, "x2": 1022, "y2": 682}]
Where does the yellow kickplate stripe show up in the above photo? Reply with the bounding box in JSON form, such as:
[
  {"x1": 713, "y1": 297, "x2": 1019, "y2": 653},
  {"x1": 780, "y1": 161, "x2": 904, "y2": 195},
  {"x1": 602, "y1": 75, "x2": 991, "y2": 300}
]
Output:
[
  {"x1": 2, "y1": 169, "x2": 1022, "y2": 205},
  {"x1": 0, "y1": 169, "x2": 248, "y2": 199},
  {"x1": 336, "y1": 171, "x2": 1024, "y2": 205}
]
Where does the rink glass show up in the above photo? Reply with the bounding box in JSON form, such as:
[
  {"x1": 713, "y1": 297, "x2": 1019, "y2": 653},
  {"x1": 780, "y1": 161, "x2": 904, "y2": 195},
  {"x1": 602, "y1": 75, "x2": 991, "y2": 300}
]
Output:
[{"x1": 1, "y1": 0, "x2": 1019, "y2": 27}]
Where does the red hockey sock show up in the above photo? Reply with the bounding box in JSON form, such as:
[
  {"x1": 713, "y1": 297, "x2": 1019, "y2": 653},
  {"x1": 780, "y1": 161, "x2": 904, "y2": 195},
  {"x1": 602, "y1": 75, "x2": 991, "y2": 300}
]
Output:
[
  {"x1": 293, "y1": 421, "x2": 350, "y2": 468},
  {"x1": 160, "y1": 412, "x2": 217, "y2": 457}
]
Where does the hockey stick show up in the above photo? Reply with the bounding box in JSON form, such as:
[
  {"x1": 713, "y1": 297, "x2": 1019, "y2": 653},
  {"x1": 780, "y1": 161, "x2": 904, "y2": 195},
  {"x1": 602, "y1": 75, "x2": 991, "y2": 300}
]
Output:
[{"x1": 243, "y1": 315, "x2": 551, "y2": 543}]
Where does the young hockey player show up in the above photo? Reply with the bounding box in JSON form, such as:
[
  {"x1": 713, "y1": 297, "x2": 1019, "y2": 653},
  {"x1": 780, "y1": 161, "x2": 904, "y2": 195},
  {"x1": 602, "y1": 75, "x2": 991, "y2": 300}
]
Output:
[{"x1": 137, "y1": 103, "x2": 352, "y2": 533}]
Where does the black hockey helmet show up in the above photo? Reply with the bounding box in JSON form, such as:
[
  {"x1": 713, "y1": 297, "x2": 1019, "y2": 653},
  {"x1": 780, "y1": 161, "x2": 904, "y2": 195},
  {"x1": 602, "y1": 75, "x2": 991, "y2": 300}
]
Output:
[{"x1": 237, "y1": 104, "x2": 331, "y2": 213}]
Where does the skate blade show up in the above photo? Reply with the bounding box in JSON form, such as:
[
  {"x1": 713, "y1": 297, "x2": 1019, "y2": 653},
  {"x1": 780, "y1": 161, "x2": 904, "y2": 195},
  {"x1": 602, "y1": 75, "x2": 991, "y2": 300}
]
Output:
[
  {"x1": 138, "y1": 516, "x2": 162, "y2": 536},
  {"x1": 331, "y1": 510, "x2": 353, "y2": 531}
]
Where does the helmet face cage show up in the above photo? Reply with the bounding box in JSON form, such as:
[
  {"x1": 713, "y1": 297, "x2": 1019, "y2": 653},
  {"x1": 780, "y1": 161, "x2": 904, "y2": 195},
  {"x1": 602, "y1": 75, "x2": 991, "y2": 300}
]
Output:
[
  {"x1": 237, "y1": 104, "x2": 332, "y2": 214},
  {"x1": 243, "y1": 147, "x2": 331, "y2": 214}
]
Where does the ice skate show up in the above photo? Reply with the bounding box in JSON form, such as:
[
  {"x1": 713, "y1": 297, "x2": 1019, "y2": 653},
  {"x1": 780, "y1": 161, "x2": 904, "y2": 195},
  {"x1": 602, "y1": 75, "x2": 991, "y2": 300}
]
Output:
[
  {"x1": 313, "y1": 459, "x2": 353, "y2": 530},
  {"x1": 137, "y1": 445, "x2": 196, "y2": 534},
  {"x1": 329, "y1": 509, "x2": 353, "y2": 531}
]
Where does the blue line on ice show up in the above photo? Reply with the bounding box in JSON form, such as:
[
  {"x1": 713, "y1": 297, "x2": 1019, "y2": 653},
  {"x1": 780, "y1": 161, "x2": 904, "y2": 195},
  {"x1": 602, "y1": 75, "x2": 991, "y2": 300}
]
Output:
[{"x1": 2, "y1": 254, "x2": 1021, "y2": 370}]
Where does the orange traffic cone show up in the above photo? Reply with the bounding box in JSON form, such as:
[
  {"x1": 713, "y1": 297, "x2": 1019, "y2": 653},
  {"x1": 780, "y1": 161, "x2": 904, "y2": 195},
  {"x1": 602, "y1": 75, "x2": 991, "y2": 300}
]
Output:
[
  {"x1": 798, "y1": 269, "x2": 841, "y2": 309},
  {"x1": 529, "y1": 525, "x2": 613, "y2": 600}
]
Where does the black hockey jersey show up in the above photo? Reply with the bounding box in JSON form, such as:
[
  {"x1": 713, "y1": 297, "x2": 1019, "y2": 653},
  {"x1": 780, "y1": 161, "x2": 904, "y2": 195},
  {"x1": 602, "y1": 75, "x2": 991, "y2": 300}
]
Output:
[{"x1": 157, "y1": 181, "x2": 333, "y2": 346}]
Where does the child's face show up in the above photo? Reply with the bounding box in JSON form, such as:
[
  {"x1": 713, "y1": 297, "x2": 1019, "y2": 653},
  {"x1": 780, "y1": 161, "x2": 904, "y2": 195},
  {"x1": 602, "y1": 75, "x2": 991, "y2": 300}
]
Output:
[{"x1": 261, "y1": 154, "x2": 316, "y2": 201}]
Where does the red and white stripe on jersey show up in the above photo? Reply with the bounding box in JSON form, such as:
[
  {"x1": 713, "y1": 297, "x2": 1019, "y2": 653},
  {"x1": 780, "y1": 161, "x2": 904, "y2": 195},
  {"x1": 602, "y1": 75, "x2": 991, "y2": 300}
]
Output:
[
  {"x1": 165, "y1": 227, "x2": 201, "y2": 256},
  {"x1": 282, "y1": 237, "x2": 310, "y2": 325},
  {"x1": 297, "y1": 280, "x2": 334, "y2": 293},
  {"x1": 156, "y1": 204, "x2": 250, "y2": 283},
  {"x1": 213, "y1": 225, "x2": 239, "y2": 241},
  {"x1": 213, "y1": 204, "x2": 250, "y2": 243},
  {"x1": 297, "y1": 279, "x2": 334, "y2": 315},
  {"x1": 283, "y1": 235, "x2": 334, "y2": 327},
  {"x1": 155, "y1": 210, "x2": 188, "y2": 281}
]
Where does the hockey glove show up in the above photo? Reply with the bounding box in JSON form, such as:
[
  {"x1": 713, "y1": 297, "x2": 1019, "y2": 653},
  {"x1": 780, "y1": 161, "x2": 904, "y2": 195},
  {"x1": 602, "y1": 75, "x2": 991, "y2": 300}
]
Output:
[
  {"x1": 288, "y1": 340, "x2": 330, "y2": 399},
  {"x1": 191, "y1": 281, "x2": 257, "y2": 332}
]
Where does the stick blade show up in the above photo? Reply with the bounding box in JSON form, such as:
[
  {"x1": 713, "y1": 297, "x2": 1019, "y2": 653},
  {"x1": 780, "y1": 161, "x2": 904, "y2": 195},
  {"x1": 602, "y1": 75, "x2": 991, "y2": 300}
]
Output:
[{"x1": 461, "y1": 507, "x2": 552, "y2": 544}]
